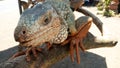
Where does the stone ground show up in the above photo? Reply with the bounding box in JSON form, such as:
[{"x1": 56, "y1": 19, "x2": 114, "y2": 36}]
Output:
[{"x1": 0, "y1": 0, "x2": 120, "y2": 68}]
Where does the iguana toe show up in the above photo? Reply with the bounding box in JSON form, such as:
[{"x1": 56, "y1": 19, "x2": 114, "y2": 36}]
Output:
[{"x1": 69, "y1": 37, "x2": 85, "y2": 64}]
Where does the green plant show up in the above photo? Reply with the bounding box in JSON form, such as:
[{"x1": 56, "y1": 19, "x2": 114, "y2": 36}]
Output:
[
  {"x1": 97, "y1": 3, "x2": 104, "y2": 11},
  {"x1": 97, "y1": 0, "x2": 115, "y2": 17},
  {"x1": 103, "y1": 9, "x2": 115, "y2": 17}
]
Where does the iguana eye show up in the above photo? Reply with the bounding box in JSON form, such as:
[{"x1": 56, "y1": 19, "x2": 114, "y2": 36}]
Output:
[
  {"x1": 45, "y1": 17, "x2": 49, "y2": 23},
  {"x1": 43, "y1": 17, "x2": 50, "y2": 25}
]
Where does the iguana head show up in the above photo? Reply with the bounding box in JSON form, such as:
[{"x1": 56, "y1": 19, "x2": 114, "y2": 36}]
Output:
[{"x1": 14, "y1": 3, "x2": 62, "y2": 47}]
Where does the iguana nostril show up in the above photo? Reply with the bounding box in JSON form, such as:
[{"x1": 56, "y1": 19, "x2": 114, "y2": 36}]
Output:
[{"x1": 22, "y1": 31, "x2": 26, "y2": 34}]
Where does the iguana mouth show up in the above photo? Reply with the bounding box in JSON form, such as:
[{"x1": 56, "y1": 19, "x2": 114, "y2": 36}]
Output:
[{"x1": 20, "y1": 28, "x2": 58, "y2": 46}]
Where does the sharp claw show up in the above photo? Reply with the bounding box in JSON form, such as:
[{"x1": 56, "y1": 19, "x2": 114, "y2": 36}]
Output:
[
  {"x1": 37, "y1": 48, "x2": 42, "y2": 52},
  {"x1": 61, "y1": 38, "x2": 70, "y2": 46},
  {"x1": 10, "y1": 50, "x2": 26, "y2": 59},
  {"x1": 70, "y1": 41, "x2": 75, "y2": 62},
  {"x1": 75, "y1": 40, "x2": 80, "y2": 64},
  {"x1": 46, "y1": 42, "x2": 52, "y2": 50},
  {"x1": 26, "y1": 48, "x2": 31, "y2": 61},
  {"x1": 32, "y1": 47, "x2": 38, "y2": 58},
  {"x1": 79, "y1": 39, "x2": 85, "y2": 52}
]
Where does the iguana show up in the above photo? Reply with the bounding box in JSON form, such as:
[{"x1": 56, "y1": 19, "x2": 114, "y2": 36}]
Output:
[{"x1": 12, "y1": 0, "x2": 93, "y2": 64}]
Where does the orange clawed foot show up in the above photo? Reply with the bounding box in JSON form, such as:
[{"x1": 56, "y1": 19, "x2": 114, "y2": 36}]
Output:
[
  {"x1": 61, "y1": 34, "x2": 86, "y2": 64},
  {"x1": 62, "y1": 19, "x2": 92, "y2": 64}
]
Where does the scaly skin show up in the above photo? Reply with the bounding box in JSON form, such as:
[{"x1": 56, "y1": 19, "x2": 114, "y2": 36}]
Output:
[{"x1": 13, "y1": 0, "x2": 92, "y2": 63}]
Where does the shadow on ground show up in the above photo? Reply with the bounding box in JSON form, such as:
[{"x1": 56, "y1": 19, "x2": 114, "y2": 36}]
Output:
[{"x1": 0, "y1": 46, "x2": 107, "y2": 68}]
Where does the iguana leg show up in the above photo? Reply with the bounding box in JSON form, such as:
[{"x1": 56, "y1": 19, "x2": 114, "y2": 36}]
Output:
[
  {"x1": 11, "y1": 42, "x2": 52, "y2": 61},
  {"x1": 62, "y1": 16, "x2": 92, "y2": 63},
  {"x1": 11, "y1": 46, "x2": 42, "y2": 61}
]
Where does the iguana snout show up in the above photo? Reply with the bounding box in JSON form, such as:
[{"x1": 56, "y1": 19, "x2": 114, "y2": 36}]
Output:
[
  {"x1": 14, "y1": 4, "x2": 62, "y2": 47},
  {"x1": 14, "y1": 26, "x2": 28, "y2": 42}
]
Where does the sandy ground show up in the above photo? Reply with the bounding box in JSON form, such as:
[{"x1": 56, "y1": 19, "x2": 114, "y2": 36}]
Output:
[{"x1": 0, "y1": 0, "x2": 120, "y2": 68}]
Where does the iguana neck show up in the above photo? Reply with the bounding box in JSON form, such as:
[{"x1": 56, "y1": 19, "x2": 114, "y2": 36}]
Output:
[{"x1": 53, "y1": 25, "x2": 68, "y2": 44}]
